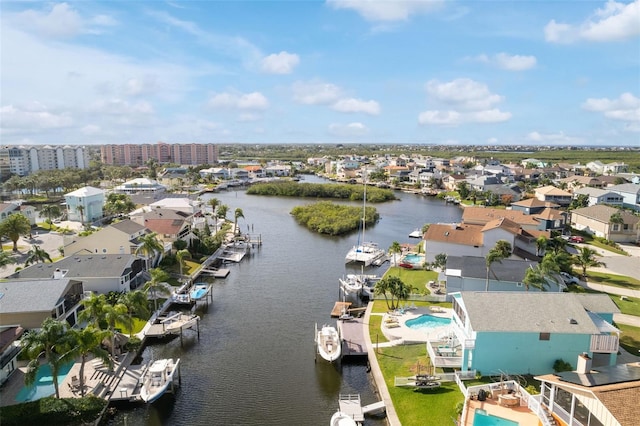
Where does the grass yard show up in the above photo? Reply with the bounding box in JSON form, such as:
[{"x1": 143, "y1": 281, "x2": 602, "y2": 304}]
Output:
[
  {"x1": 115, "y1": 317, "x2": 147, "y2": 335},
  {"x1": 376, "y1": 343, "x2": 463, "y2": 426},
  {"x1": 383, "y1": 267, "x2": 439, "y2": 293},
  {"x1": 587, "y1": 240, "x2": 628, "y2": 256},
  {"x1": 610, "y1": 295, "x2": 640, "y2": 317},
  {"x1": 616, "y1": 323, "x2": 640, "y2": 356},
  {"x1": 585, "y1": 271, "x2": 640, "y2": 290}
]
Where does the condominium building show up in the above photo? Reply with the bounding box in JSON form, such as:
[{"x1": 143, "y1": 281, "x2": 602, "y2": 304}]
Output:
[
  {"x1": 1, "y1": 145, "x2": 91, "y2": 177},
  {"x1": 100, "y1": 142, "x2": 218, "y2": 166}
]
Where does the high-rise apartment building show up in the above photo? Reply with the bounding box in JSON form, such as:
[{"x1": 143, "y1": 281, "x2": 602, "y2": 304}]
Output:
[
  {"x1": 1, "y1": 145, "x2": 92, "y2": 178},
  {"x1": 100, "y1": 142, "x2": 218, "y2": 166}
]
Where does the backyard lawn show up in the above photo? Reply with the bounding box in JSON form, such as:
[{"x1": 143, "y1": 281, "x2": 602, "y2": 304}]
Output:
[
  {"x1": 585, "y1": 271, "x2": 640, "y2": 291},
  {"x1": 610, "y1": 295, "x2": 640, "y2": 317},
  {"x1": 383, "y1": 267, "x2": 439, "y2": 293},
  {"x1": 616, "y1": 323, "x2": 640, "y2": 356}
]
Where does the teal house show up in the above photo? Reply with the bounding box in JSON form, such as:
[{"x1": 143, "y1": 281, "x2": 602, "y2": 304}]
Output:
[
  {"x1": 64, "y1": 186, "x2": 105, "y2": 224},
  {"x1": 427, "y1": 292, "x2": 620, "y2": 376}
]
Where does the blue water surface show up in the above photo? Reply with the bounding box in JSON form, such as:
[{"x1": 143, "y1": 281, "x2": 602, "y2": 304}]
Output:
[{"x1": 15, "y1": 362, "x2": 74, "y2": 403}]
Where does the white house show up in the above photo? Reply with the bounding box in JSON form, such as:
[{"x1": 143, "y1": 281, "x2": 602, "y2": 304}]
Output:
[{"x1": 64, "y1": 186, "x2": 105, "y2": 224}]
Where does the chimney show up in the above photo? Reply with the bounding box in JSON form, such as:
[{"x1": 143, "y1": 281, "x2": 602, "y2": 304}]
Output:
[
  {"x1": 53, "y1": 268, "x2": 63, "y2": 280},
  {"x1": 576, "y1": 352, "x2": 592, "y2": 374}
]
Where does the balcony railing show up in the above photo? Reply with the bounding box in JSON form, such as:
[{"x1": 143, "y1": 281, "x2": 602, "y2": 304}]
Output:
[{"x1": 590, "y1": 334, "x2": 618, "y2": 353}]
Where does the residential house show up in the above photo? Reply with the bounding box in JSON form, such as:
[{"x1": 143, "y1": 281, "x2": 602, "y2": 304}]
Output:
[
  {"x1": 64, "y1": 186, "x2": 105, "y2": 224},
  {"x1": 444, "y1": 256, "x2": 559, "y2": 293},
  {"x1": 573, "y1": 187, "x2": 624, "y2": 207},
  {"x1": 149, "y1": 197, "x2": 198, "y2": 215},
  {"x1": 113, "y1": 178, "x2": 166, "y2": 194},
  {"x1": 426, "y1": 292, "x2": 619, "y2": 375},
  {"x1": 570, "y1": 205, "x2": 640, "y2": 243},
  {"x1": 265, "y1": 164, "x2": 292, "y2": 177},
  {"x1": 63, "y1": 219, "x2": 151, "y2": 257},
  {"x1": 0, "y1": 202, "x2": 37, "y2": 226},
  {"x1": 244, "y1": 165, "x2": 265, "y2": 178},
  {"x1": 424, "y1": 223, "x2": 484, "y2": 264},
  {"x1": 510, "y1": 198, "x2": 559, "y2": 215},
  {"x1": 607, "y1": 183, "x2": 640, "y2": 211},
  {"x1": 535, "y1": 358, "x2": 640, "y2": 426},
  {"x1": 130, "y1": 208, "x2": 193, "y2": 244},
  {"x1": 558, "y1": 175, "x2": 608, "y2": 190},
  {"x1": 1, "y1": 326, "x2": 24, "y2": 386},
  {"x1": 462, "y1": 207, "x2": 541, "y2": 231},
  {"x1": 157, "y1": 167, "x2": 188, "y2": 188},
  {"x1": 199, "y1": 167, "x2": 229, "y2": 181},
  {"x1": 9, "y1": 254, "x2": 147, "y2": 294},
  {"x1": 0, "y1": 277, "x2": 85, "y2": 329},
  {"x1": 535, "y1": 186, "x2": 573, "y2": 207},
  {"x1": 443, "y1": 174, "x2": 467, "y2": 191}
]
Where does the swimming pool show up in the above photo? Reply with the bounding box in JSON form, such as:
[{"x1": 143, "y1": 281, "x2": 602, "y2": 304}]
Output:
[
  {"x1": 405, "y1": 314, "x2": 451, "y2": 330},
  {"x1": 473, "y1": 409, "x2": 519, "y2": 426},
  {"x1": 15, "y1": 362, "x2": 74, "y2": 403},
  {"x1": 401, "y1": 253, "x2": 425, "y2": 267}
]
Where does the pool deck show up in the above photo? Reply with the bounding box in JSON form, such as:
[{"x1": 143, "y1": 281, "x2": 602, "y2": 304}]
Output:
[
  {"x1": 463, "y1": 397, "x2": 540, "y2": 426},
  {"x1": 374, "y1": 306, "x2": 453, "y2": 344}
]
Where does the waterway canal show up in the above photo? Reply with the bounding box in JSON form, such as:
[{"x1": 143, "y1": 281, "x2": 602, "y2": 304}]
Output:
[{"x1": 107, "y1": 176, "x2": 462, "y2": 426}]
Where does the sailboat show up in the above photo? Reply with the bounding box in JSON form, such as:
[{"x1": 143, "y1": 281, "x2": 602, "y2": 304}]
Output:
[{"x1": 345, "y1": 173, "x2": 385, "y2": 266}]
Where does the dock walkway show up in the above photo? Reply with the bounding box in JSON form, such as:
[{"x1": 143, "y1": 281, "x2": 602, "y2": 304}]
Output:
[{"x1": 338, "y1": 317, "x2": 367, "y2": 358}]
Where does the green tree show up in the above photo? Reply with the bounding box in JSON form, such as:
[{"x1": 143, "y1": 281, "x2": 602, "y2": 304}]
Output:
[
  {"x1": 21, "y1": 318, "x2": 74, "y2": 399},
  {"x1": 40, "y1": 204, "x2": 62, "y2": 226},
  {"x1": 374, "y1": 275, "x2": 411, "y2": 310},
  {"x1": 76, "y1": 204, "x2": 85, "y2": 225},
  {"x1": 573, "y1": 246, "x2": 606, "y2": 278},
  {"x1": 25, "y1": 244, "x2": 53, "y2": 265},
  {"x1": 104, "y1": 193, "x2": 136, "y2": 215},
  {"x1": 388, "y1": 241, "x2": 402, "y2": 268},
  {"x1": 535, "y1": 236, "x2": 548, "y2": 257},
  {"x1": 176, "y1": 249, "x2": 191, "y2": 276},
  {"x1": 457, "y1": 181, "x2": 470, "y2": 199},
  {"x1": 217, "y1": 204, "x2": 228, "y2": 226},
  {"x1": 0, "y1": 213, "x2": 31, "y2": 252},
  {"x1": 485, "y1": 240, "x2": 512, "y2": 291},
  {"x1": 79, "y1": 293, "x2": 108, "y2": 329},
  {"x1": 102, "y1": 303, "x2": 130, "y2": 357},
  {"x1": 135, "y1": 232, "x2": 164, "y2": 269},
  {"x1": 67, "y1": 326, "x2": 112, "y2": 397},
  {"x1": 234, "y1": 208, "x2": 245, "y2": 236},
  {"x1": 0, "y1": 251, "x2": 15, "y2": 268},
  {"x1": 118, "y1": 289, "x2": 150, "y2": 326},
  {"x1": 433, "y1": 253, "x2": 448, "y2": 270},
  {"x1": 144, "y1": 268, "x2": 171, "y2": 313}
]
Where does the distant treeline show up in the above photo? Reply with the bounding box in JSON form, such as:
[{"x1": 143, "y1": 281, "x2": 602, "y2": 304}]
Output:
[
  {"x1": 290, "y1": 202, "x2": 379, "y2": 236},
  {"x1": 247, "y1": 181, "x2": 396, "y2": 203}
]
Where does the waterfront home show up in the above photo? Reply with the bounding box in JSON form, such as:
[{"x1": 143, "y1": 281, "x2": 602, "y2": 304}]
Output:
[
  {"x1": 64, "y1": 219, "x2": 152, "y2": 257},
  {"x1": 427, "y1": 292, "x2": 620, "y2": 375},
  {"x1": 462, "y1": 207, "x2": 540, "y2": 231},
  {"x1": 0, "y1": 278, "x2": 84, "y2": 329},
  {"x1": 572, "y1": 187, "x2": 624, "y2": 207},
  {"x1": 113, "y1": 178, "x2": 167, "y2": 194},
  {"x1": 443, "y1": 256, "x2": 562, "y2": 293},
  {"x1": 130, "y1": 208, "x2": 194, "y2": 245},
  {"x1": 570, "y1": 205, "x2": 640, "y2": 243},
  {"x1": 9, "y1": 254, "x2": 147, "y2": 294},
  {"x1": 535, "y1": 355, "x2": 639, "y2": 426},
  {"x1": 1, "y1": 326, "x2": 24, "y2": 386},
  {"x1": 510, "y1": 198, "x2": 559, "y2": 215},
  {"x1": 64, "y1": 186, "x2": 105, "y2": 224}
]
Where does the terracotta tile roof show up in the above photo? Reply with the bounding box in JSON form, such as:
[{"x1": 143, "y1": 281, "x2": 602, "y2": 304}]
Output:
[
  {"x1": 244, "y1": 165, "x2": 263, "y2": 171},
  {"x1": 143, "y1": 219, "x2": 184, "y2": 236},
  {"x1": 424, "y1": 223, "x2": 484, "y2": 246},
  {"x1": 462, "y1": 207, "x2": 539, "y2": 227}
]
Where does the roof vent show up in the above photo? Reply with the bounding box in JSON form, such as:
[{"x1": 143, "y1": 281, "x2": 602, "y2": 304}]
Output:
[
  {"x1": 444, "y1": 232, "x2": 449, "y2": 236},
  {"x1": 569, "y1": 318, "x2": 578, "y2": 325}
]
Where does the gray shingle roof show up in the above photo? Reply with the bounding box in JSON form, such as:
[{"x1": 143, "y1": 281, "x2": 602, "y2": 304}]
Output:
[
  {"x1": 110, "y1": 219, "x2": 146, "y2": 235},
  {"x1": 447, "y1": 256, "x2": 536, "y2": 282},
  {"x1": 11, "y1": 254, "x2": 137, "y2": 279},
  {"x1": 0, "y1": 279, "x2": 77, "y2": 314},
  {"x1": 459, "y1": 292, "x2": 619, "y2": 334}
]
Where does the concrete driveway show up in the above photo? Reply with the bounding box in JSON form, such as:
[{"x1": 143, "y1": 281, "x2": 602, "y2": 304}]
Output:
[{"x1": 574, "y1": 242, "x2": 640, "y2": 281}]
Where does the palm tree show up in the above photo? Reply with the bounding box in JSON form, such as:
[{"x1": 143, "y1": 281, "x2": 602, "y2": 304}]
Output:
[
  {"x1": 67, "y1": 326, "x2": 112, "y2": 396},
  {"x1": 234, "y1": 208, "x2": 245, "y2": 236},
  {"x1": 485, "y1": 240, "x2": 512, "y2": 291},
  {"x1": 102, "y1": 303, "x2": 130, "y2": 358},
  {"x1": 208, "y1": 198, "x2": 220, "y2": 232},
  {"x1": 21, "y1": 318, "x2": 73, "y2": 399},
  {"x1": 523, "y1": 265, "x2": 548, "y2": 291},
  {"x1": 118, "y1": 289, "x2": 150, "y2": 329},
  {"x1": 176, "y1": 249, "x2": 191, "y2": 276},
  {"x1": 573, "y1": 246, "x2": 606, "y2": 279},
  {"x1": 388, "y1": 241, "x2": 402, "y2": 267},
  {"x1": 144, "y1": 268, "x2": 171, "y2": 313},
  {"x1": 0, "y1": 213, "x2": 31, "y2": 252},
  {"x1": 535, "y1": 236, "x2": 548, "y2": 257},
  {"x1": 216, "y1": 204, "x2": 228, "y2": 226},
  {"x1": 374, "y1": 275, "x2": 410, "y2": 310},
  {"x1": 40, "y1": 204, "x2": 62, "y2": 227},
  {"x1": 79, "y1": 292, "x2": 107, "y2": 329},
  {"x1": 76, "y1": 204, "x2": 85, "y2": 225},
  {"x1": 135, "y1": 232, "x2": 164, "y2": 269},
  {"x1": 25, "y1": 244, "x2": 52, "y2": 265},
  {"x1": 0, "y1": 251, "x2": 15, "y2": 269}
]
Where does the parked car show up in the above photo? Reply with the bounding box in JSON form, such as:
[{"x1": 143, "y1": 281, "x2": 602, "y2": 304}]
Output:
[
  {"x1": 560, "y1": 272, "x2": 580, "y2": 284},
  {"x1": 568, "y1": 236, "x2": 585, "y2": 243}
]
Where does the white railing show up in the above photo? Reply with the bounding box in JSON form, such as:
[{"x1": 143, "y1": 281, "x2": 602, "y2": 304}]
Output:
[{"x1": 590, "y1": 334, "x2": 618, "y2": 353}]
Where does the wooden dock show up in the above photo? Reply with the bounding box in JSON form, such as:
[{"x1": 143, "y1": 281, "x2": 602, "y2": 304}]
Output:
[
  {"x1": 330, "y1": 301, "x2": 352, "y2": 318},
  {"x1": 146, "y1": 313, "x2": 200, "y2": 338},
  {"x1": 338, "y1": 316, "x2": 367, "y2": 358},
  {"x1": 200, "y1": 267, "x2": 230, "y2": 278}
]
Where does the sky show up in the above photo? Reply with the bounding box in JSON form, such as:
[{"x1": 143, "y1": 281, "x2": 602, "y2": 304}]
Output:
[{"x1": 1, "y1": 1, "x2": 639, "y2": 147}]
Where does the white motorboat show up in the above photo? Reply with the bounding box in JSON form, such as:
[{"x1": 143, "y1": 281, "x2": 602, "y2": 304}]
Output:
[
  {"x1": 339, "y1": 274, "x2": 364, "y2": 294},
  {"x1": 139, "y1": 358, "x2": 180, "y2": 403},
  {"x1": 330, "y1": 411, "x2": 358, "y2": 426},
  {"x1": 190, "y1": 284, "x2": 210, "y2": 301},
  {"x1": 316, "y1": 323, "x2": 341, "y2": 362},
  {"x1": 409, "y1": 228, "x2": 423, "y2": 238}
]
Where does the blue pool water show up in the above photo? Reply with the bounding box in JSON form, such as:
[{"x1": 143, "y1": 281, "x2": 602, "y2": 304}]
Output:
[
  {"x1": 402, "y1": 253, "x2": 425, "y2": 266},
  {"x1": 15, "y1": 362, "x2": 74, "y2": 403},
  {"x1": 473, "y1": 410, "x2": 519, "y2": 426},
  {"x1": 405, "y1": 314, "x2": 451, "y2": 330}
]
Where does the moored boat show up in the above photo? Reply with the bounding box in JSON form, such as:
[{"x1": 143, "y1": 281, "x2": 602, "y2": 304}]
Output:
[
  {"x1": 330, "y1": 411, "x2": 358, "y2": 426},
  {"x1": 139, "y1": 358, "x2": 180, "y2": 403},
  {"x1": 190, "y1": 284, "x2": 210, "y2": 301},
  {"x1": 316, "y1": 323, "x2": 341, "y2": 362}
]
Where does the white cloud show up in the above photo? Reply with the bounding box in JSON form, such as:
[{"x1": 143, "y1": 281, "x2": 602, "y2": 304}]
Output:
[
  {"x1": 494, "y1": 53, "x2": 537, "y2": 71},
  {"x1": 91, "y1": 99, "x2": 155, "y2": 115},
  {"x1": 261, "y1": 51, "x2": 300, "y2": 74},
  {"x1": 0, "y1": 104, "x2": 74, "y2": 131},
  {"x1": 545, "y1": 0, "x2": 640, "y2": 43},
  {"x1": 13, "y1": 2, "x2": 116, "y2": 38},
  {"x1": 582, "y1": 92, "x2": 640, "y2": 122},
  {"x1": 328, "y1": 122, "x2": 369, "y2": 137},
  {"x1": 208, "y1": 92, "x2": 269, "y2": 110},
  {"x1": 526, "y1": 131, "x2": 583, "y2": 144},
  {"x1": 420, "y1": 78, "x2": 511, "y2": 125},
  {"x1": 124, "y1": 76, "x2": 160, "y2": 97},
  {"x1": 292, "y1": 81, "x2": 342, "y2": 105},
  {"x1": 332, "y1": 98, "x2": 381, "y2": 115},
  {"x1": 487, "y1": 137, "x2": 498, "y2": 144},
  {"x1": 237, "y1": 113, "x2": 262, "y2": 122},
  {"x1": 327, "y1": 0, "x2": 444, "y2": 22}
]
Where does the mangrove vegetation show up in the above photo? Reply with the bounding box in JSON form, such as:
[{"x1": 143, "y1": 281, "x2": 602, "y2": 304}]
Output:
[
  {"x1": 247, "y1": 181, "x2": 396, "y2": 203},
  {"x1": 290, "y1": 201, "x2": 379, "y2": 235}
]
